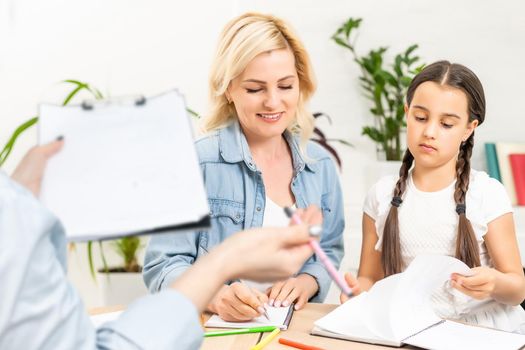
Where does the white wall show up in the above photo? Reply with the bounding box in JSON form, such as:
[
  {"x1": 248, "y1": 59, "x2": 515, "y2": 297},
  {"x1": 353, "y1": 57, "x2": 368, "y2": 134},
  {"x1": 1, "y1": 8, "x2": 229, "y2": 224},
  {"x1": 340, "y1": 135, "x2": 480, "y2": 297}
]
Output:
[{"x1": 1, "y1": 0, "x2": 524, "y2": 308}]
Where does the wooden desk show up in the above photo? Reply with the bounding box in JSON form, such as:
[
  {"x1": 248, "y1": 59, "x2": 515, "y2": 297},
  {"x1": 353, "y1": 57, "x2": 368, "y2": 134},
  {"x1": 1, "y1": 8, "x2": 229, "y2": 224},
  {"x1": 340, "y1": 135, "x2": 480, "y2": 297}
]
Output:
[{"x1": 90, "y1": 303, "x2": 409, "y2": 349}]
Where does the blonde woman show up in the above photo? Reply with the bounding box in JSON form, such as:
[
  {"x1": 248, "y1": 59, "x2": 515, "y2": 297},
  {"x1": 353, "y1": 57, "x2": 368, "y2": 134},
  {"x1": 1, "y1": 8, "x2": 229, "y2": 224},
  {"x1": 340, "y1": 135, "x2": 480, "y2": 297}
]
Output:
[{"x1": 144, "y1": 13, "x2": 344, "y2": 322}]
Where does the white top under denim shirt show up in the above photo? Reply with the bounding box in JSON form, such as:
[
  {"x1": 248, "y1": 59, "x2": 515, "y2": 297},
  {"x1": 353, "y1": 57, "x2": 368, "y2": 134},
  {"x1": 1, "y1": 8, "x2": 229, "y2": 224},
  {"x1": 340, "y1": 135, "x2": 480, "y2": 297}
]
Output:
[
  {"x1": 364, "y1": 170, "x2": 525, "y2": 333},
  {"x1": 0, "y1": 172, "x2": 203, "y2": 350},
  {"x1": 143, "y1": 120, "x2": 345, "y2": 302}
]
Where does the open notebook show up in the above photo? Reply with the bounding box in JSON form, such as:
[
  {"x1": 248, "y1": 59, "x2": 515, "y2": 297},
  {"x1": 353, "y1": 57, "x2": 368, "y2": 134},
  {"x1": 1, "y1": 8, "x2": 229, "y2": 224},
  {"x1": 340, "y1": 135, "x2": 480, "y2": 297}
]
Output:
[
  {"x1": 312, "y1": 255, "x2": 525, "y2": 350},
  {"x1": 205, "y1": 305, "x2": 294, "y2": 330}
]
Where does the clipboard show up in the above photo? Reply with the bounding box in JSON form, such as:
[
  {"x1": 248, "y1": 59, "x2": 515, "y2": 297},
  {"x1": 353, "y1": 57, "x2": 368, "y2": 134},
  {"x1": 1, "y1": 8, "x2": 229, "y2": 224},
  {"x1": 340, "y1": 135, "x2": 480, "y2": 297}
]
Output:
[{"x1": 38, "y1": 89, "x2": 210, "y2": 241}]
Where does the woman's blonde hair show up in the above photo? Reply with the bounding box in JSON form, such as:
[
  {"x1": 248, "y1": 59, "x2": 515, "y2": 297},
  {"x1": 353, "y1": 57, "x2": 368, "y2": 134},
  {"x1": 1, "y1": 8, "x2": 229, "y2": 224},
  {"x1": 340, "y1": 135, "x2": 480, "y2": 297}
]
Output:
[{"x1": 204, "y1": 12, "x2": 316, "y2": 148}]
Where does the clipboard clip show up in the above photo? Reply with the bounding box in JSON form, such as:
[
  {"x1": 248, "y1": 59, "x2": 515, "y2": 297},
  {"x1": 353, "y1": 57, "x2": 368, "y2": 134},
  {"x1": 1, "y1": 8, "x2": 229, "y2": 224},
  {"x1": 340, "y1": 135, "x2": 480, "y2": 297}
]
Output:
[{"x1": 81, "y1": 95, "x2": 147, "y2": 110}]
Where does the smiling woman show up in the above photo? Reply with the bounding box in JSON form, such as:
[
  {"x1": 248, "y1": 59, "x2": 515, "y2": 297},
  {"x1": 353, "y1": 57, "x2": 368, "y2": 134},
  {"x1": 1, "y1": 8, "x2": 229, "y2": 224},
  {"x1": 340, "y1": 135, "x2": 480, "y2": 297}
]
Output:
[
  {"x1": 143, "y1": 12, "x2": 345, "y2": 323},
  {"x1": 225, "y1": 49, "x2": 300, "y2": 143}
]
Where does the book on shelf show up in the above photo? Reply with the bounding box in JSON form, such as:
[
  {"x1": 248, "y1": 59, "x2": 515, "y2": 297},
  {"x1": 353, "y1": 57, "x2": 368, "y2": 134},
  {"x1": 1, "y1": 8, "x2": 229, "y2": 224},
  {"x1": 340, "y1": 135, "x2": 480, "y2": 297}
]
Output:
[
  {"x1": 495, "y1": 143, "x2": 525, "y2": 206},
  {"x1": 312, "y1": 255, "x2": 525, "y2": 350},
  {"x1": 485, "y1": 143, "x2": 501, "y2": 182},
  {"x1": 510, "y1": 154, "x2": 525, "y2": 206}
]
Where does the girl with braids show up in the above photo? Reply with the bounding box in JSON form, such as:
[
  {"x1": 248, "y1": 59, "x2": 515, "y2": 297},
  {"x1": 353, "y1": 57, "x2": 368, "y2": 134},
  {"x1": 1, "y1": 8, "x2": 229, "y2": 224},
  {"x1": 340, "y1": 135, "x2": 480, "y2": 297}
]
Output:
[{"x1": 341, "y1": 60, "x2": 525, "y2": 333}]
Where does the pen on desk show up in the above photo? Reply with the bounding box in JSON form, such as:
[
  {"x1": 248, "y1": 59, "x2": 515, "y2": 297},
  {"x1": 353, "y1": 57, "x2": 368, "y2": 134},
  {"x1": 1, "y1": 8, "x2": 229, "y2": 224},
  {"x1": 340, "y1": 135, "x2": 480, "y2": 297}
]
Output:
[
  {"x1": 251, "y1": 327, "x2": 280, "y2": 350},
  {"x1": 204, "y1": 326, "x2": 276, "y2": 337},
  {"x1": 283, "y1": 207, "x2": 353, "y2": 298},
  {"x1": 278, "y1": 337, "x2": 326, "y2": 350}
]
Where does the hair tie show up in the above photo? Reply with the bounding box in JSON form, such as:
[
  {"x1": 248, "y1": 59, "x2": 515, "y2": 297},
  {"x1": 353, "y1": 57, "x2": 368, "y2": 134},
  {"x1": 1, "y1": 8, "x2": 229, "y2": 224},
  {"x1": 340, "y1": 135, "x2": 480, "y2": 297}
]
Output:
[
  {"x1": 456, "y1": 203, "x2": 466, "y2": 215},
  {"x1": 391, "y1": 196, "x2": 403, "y2": 207}
]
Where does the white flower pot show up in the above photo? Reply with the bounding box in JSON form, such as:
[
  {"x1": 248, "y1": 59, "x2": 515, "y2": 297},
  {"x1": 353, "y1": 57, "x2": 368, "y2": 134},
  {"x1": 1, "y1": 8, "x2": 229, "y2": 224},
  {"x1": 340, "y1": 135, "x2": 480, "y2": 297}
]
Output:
[{"x1": 98, "y1": 271, "x2": 148, "y2": 306}]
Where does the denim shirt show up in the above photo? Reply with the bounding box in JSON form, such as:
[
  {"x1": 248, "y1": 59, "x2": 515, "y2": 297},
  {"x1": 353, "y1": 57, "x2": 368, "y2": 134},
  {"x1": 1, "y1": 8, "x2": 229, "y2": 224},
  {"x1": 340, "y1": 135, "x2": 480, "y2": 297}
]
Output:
[{"x1": 143, "y1": 121, "x2": 345, "y2": 302}]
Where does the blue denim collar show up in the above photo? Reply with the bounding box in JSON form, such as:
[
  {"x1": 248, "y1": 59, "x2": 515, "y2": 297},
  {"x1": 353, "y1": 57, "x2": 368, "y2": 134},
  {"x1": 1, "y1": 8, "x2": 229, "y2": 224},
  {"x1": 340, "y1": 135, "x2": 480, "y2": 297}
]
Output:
[{"x1": 218, "y1": 121, "x2": 316, "y2": 173}]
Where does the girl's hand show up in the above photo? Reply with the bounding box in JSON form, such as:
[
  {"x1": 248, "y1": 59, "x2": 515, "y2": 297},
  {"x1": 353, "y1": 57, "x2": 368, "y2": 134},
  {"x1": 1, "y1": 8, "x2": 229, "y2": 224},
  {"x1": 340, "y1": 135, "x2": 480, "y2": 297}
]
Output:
[
  {"x1": 450, "y1": 266, "x2": 499, "y2": 300},
  {"x1": 267, "y1": 274, "x2": 319, "y2": 310},
  {"x1": 340, "y1": 272, "x2": 361, "y2": 303}
]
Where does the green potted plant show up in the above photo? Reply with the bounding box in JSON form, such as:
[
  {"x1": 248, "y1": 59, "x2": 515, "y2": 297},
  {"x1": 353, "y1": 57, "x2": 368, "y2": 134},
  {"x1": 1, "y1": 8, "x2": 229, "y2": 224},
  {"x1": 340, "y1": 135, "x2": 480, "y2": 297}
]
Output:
[
  {"x1": 97, "y1": 237, "x2": 148, "y2": 305},
  {"x1": 332, "y1": 17, "x2": 424, "y2": 161}
]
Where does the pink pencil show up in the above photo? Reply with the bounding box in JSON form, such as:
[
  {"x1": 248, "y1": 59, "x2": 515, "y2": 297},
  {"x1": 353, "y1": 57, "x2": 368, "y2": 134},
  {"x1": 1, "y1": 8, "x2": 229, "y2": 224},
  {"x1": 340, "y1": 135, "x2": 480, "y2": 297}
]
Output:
[{"x1": 284, "y1": 207, "x2": 353, "y2": 298}]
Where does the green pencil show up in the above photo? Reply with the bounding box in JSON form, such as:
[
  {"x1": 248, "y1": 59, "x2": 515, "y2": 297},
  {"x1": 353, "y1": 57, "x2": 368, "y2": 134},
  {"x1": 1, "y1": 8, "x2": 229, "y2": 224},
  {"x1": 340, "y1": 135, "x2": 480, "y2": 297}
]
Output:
[{"x1": 204, "y1": 326, "x2": 277, "y2": 337}]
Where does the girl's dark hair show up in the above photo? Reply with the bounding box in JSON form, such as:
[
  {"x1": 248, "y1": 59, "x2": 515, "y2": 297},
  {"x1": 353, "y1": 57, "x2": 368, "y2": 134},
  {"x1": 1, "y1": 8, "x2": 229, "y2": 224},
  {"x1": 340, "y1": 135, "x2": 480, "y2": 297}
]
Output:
[{"x1": 381, "y1": 60, "x2": 486, "y2": 276}]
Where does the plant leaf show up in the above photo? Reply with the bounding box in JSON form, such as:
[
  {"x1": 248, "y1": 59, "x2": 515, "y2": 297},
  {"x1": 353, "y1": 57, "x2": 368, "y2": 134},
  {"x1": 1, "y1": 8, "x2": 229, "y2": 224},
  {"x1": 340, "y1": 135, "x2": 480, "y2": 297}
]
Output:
[
  {"x1": 0, "y1": 117, "x2": 38, "y2": 167},
  {"x1": 313, "y1": 127, "x2": 327, "y2": 140},
  {"x1": 362, "y1": 126, "x2": 385, "y2": 143},
  {"x1": 313, "y1": 112, "x2": 333, "y2": 124},
  {"x1": 87, "y1": 241, "x2": 96, "y2": 281},
  {"x1": 332, "y1": 37, "x2": 352, "y2": 50},
  {"x1": 405, "y1": 44, "x2": 418, "y2": 57},
  {"x1": 325, "y1": 138, "x2": 353, "y2": 147},
  {"x1": 311, "y1": 139, "x2": 342, "y2": 170},
  {"x1": 99, "y1": 240, "x2": 109, "y2": 273},
  {"x1": 186, "y1": 107, "x2": 200, "y2": 118}
]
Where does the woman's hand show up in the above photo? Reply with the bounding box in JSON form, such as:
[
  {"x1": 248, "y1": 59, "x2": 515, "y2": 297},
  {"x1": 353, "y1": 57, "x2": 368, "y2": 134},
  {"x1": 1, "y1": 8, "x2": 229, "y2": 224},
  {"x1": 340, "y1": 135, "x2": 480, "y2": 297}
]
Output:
[
  {"x1": 267, "y1": 274, "x2": 319, "y2": 310},
  {"x1": 208, "y1": 282, "x2": 268, "y2": 322},
  {"x1": 11, "y1": 139, "x2": 63, "y2": 197},
  {"x1": 340, "y1": 272, "x2": 362, "y2": 303},
  {"x1": 450, "y1": 266, "x2": 499, "y2": 300}
]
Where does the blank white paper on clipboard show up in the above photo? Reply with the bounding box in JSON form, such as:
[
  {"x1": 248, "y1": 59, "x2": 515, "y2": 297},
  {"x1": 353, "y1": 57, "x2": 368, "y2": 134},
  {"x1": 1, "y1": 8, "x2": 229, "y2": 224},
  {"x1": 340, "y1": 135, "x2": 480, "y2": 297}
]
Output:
[{"x1": 38, "y1": 89, "x2": 210, "y2": 241}]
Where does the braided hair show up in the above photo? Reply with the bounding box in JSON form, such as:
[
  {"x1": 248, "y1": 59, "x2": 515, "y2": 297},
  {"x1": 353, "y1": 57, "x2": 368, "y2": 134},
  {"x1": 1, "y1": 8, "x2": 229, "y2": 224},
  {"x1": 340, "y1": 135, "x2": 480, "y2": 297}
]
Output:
[{"x1": 381, "y1": 61, "x2": 486, "y2": 276}]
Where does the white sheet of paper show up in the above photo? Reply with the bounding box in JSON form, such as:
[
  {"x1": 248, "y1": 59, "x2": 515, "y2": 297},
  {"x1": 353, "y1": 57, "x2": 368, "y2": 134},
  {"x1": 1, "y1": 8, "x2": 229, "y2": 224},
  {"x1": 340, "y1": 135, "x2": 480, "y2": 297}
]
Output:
[
  {"x1": 405, "y1": 320, "x2": 525, "y2": 350},
  {"x1": 389, "y1": 254, "x2": 472, "y2": 340},
  {"x1": 314, "y1": 292, "x2": 400, "y2": 346},
  {"x1": 205, "y1": 305, "x2": 292, "y2": 330},
  {"x1": 313, "y1": 255, "x2": 478, "y2": 346},
  {"x1": 90, "y1": 310, "x2": 123, "y2": 328},
  {"x1": 38, "y1": 90, "x2": 209, "y2": 241}
]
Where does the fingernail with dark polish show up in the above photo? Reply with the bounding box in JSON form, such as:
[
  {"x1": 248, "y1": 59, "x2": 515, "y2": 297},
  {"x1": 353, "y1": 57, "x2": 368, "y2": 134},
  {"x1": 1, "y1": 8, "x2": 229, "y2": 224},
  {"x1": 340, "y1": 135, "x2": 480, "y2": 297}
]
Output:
[{"x1": 56, "y1": 135, "x2": 64, "y2": 141}]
